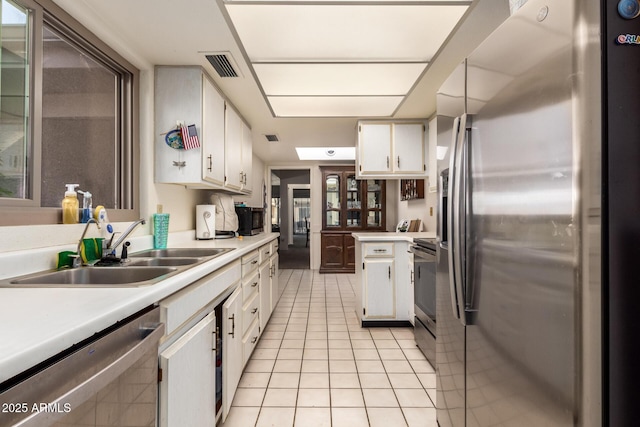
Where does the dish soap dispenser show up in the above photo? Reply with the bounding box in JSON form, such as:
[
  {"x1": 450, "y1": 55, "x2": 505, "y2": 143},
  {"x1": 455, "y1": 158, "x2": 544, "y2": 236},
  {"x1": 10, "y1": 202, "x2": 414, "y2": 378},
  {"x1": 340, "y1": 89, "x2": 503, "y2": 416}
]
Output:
[
  {"x1": 62, "y1": 184, "x2": 79, "y2": 224},
  {"x1": 78, "y1": 190, "x2": 93, "y2": 223}
]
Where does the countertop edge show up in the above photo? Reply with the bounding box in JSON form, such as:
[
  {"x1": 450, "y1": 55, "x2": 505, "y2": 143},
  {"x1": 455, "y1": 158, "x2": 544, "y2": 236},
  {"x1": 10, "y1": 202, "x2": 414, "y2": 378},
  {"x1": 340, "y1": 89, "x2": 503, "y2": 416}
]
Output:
[
  {"x1": 0, "y1": 232, "x2": 279, "y2": 385},
  {"x1": 351, "y1": 232, "x2": 436, "y2": 242}
]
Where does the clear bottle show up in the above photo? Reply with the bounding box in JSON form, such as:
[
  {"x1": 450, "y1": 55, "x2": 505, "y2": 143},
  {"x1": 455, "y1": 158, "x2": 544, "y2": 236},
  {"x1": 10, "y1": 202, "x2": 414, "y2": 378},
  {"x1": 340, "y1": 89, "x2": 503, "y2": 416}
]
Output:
[
  {"x1": 62, "y1": 184, "x2": 80, "y2": 224},
  {"x1": 78, "y1": 190, "x2": 93, "y2": 223}
]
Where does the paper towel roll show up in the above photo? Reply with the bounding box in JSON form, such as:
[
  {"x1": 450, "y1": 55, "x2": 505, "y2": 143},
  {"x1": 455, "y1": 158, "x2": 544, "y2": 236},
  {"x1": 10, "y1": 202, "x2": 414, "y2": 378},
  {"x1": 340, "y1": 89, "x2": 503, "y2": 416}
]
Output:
[{"x1": 196, "y1": 205, "x2": 215, "y2": 240}]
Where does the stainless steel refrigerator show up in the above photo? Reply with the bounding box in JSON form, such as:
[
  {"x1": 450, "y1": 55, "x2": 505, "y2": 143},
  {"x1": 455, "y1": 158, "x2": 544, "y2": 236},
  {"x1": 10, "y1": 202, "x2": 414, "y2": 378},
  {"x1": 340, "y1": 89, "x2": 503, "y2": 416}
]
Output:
[{"x1": 436, "y1": 0, "x2": 639, "y2": 425}]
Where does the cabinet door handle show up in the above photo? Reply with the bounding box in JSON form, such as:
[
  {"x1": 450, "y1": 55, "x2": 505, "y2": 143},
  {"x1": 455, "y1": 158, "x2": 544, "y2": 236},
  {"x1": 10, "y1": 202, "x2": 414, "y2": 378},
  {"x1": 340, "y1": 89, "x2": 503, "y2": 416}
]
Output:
[
  {"x1": 386, "y1": 156, "x2": 389, "y2": 168},
  {"x1": 388, "y1": 266, "x2": 391, "y2": 279},
  {"x1": 397, "y1": 156, "x2": 400, "y2": 168},
  {"x1": 373, "y1": 249, "x2": 387, "y2": 253},
  {"x1": 252, "y1": 281, "x2": 258, "y2": 287},
  {"x1": 240, "y1": 171, "x2": 244, "y2": 183},
  {"x1": 252, "y1": 307, "x2": 258, "y2": 314},
  {"x1": 251, "y1": 260, "x2": 258, "y2": 265},
  {"x1": 228, "y1": 314, "x2": 235, "y2": 338},
  {"x1": 244, "y1": 173, "x2": 247, "y2": 185},
  {"x1": 208, "y1": 155, "x2": 213, "y2": 172},
  {"x1": 251, "y1": 336, "x2": 258, "y2": 344},
  {"x1": 411, "y1": 271, "x2": 414, "y2": 284}
]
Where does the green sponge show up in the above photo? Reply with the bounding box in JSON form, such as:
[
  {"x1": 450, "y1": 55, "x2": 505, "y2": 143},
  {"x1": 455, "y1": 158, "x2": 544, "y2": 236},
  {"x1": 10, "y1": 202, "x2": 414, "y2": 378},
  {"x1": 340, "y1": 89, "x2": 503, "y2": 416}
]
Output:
[
  {"x1": 56, "y1": 251, "x2": 77, "y2": 269},
  {"x1": 80, "y1": 238, "x2": 103, "y2": 263}
]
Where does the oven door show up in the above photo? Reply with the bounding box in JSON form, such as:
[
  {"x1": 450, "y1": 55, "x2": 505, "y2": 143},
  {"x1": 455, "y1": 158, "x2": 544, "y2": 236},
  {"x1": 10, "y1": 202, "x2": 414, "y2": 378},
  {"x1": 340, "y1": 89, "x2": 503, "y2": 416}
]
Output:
[{"x1": 411, "y1": 244, "x2": 437, "y2": 365}]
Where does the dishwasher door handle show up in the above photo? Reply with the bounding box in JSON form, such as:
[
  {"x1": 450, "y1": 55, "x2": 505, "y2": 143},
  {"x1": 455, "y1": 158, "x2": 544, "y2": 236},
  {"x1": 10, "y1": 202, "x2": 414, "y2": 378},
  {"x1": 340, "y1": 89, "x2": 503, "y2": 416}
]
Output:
[{"x1": 12, "y1": 321, "x2": 165, "y2": 427}]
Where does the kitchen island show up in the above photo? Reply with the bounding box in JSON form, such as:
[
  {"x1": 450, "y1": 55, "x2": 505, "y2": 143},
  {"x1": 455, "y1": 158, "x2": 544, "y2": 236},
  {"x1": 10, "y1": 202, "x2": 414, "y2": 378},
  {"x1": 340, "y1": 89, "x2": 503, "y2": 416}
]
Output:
[{"x1": 352, "y1": 231, "x2": 435, "y2": 326}]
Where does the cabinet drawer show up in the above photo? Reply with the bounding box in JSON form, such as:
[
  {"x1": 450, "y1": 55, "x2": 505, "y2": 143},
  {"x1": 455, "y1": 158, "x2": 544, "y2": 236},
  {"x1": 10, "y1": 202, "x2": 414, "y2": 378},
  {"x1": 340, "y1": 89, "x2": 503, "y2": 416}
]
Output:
[
  {"x1": 363, "y1": 242, "x2": 394, "y2": 258},
  {"x1": 243, "y1": 318, "x2": 260, "y2": 365},
  {"x1": 259, "y1": 244, "x2": 272, "y2": 264},
  {"x1": 271, "y1": 239, "x2": 279, "y2": 254},
  {"x1": 242, "y1": 291, "x2": 260, "y2": 335},
  {"x1": 160, "y1": 260, "x2": 241, "y2": 336},
  {"x1": 242, "y1": 269, "x2": 260, "y2": 302},
  {"x1": 242, "y1": 251, "x2": 259, "y2": 276}
]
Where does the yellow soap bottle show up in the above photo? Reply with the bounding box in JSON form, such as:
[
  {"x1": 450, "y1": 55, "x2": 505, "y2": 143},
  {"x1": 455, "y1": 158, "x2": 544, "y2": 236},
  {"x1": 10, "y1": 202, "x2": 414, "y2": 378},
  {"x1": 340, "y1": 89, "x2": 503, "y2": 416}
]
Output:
[{"x1": 62, "y1": 184, "x2": 80, "y2": 224}]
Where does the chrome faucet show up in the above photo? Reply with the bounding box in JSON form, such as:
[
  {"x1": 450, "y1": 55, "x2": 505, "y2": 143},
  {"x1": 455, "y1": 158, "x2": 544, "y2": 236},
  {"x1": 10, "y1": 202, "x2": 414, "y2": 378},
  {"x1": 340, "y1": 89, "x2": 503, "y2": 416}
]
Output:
[
  {"x1": 73, "y1": 218, "x2": 101, "y2": 268},
  {"x1": 106, "y1": 218, "x2": 146, "y2": 255}
]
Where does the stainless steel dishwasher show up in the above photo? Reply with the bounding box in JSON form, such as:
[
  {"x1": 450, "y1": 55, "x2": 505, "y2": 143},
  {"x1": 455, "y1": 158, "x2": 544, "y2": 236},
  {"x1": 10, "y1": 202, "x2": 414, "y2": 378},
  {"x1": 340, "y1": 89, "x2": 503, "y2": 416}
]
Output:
[{"x1": 0, "y1": 306, "x2": 164, "y2": 427}]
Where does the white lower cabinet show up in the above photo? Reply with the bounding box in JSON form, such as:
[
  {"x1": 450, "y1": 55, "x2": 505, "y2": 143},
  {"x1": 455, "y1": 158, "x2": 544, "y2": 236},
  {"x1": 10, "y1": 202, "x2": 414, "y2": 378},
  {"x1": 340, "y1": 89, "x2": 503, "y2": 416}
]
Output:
[
  {"x1": 243, "y1": 318, "x2": 261, "y2": 366},
  {"x1": 258, "y1": 260, "x2": 272, "y2": 331},
  {"x1": 270, "y1": 252, "x2": 279, "y2": 312},
  {"x1": 258, "y1": 239, "x2": 280, "y2": 331},
  {"x1": 159, "y1": 311, "x2": 216, "y2": 427},
  {"x1": 222, "y1": 286, "x2": 243, "y2": 419},
  {"x1": 364, "y1": 258, "x2": 396, "y2": 318},
  {"x1": 355, "y1": 239, "x2": 412, "y2": 325},
  {"x1": 158, "y1": 239, "x2": 280, "y2": 426}
]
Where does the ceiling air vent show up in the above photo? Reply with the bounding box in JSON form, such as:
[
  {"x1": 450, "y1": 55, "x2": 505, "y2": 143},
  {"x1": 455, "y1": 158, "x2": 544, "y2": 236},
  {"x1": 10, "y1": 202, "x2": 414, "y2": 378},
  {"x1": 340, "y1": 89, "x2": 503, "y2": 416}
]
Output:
[
  {"x1": 264, "y1": 134, "x2": 279, "y2": 142},
  {"x1": 206, "y1": 53, "x2": 240, "y2": 78}
]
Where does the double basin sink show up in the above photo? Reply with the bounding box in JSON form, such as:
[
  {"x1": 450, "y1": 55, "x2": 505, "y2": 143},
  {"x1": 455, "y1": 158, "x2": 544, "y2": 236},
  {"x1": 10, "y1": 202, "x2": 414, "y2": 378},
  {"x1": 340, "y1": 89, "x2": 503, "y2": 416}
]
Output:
[{"x1": 0, "y1": 248, "x2": 234, "y2": 288}]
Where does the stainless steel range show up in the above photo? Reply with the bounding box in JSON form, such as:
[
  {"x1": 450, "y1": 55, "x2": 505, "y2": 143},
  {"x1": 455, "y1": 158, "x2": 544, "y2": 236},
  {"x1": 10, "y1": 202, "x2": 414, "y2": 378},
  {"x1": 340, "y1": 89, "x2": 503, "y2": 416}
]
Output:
[{"x1": 410, "y1": 237, "x2": 436, "y2": 366}]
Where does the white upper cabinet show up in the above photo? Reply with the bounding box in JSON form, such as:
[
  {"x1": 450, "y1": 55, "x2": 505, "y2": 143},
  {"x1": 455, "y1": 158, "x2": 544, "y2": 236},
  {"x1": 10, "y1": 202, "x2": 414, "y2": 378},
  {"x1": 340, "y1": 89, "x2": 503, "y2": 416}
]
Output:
[
  {"x1": 357, "y1": 121, "x2": 428, "y2": 179},
  {"x1": 225, "y1": 104, "x2": 253, "y2": 194},
  {"x1": 358, "y1": 123, "x2": 392, "y2": 174},
  {"x1": 393, "y1": 123, "x2": 426, "y2": 174},
  {"x1": 224, "y1": 104, "x2": 244, "y2": 191},
  {"x1": 202, "y1": 75, "x2": 226, "y2": 186},
  {"x1": 241, "y1": 120, "x2": 253, "y2": 194},
  {"x1": 155, "y1": 66, "x2": 252, "y2": 193}
]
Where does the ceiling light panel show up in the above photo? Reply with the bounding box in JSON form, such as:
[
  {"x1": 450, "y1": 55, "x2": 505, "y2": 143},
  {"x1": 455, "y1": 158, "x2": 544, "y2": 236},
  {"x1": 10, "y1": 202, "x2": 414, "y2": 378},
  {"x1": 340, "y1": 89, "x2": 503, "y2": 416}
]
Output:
[
  {"x1": 225, "y1": 4, "x2": 469, "y2": 62},
  {"x1": 268, "y1": 96, "x2": 403, "y2": 117},
  {"x1": 254, "y1": 63, "x2": 427, "y2": 96}
]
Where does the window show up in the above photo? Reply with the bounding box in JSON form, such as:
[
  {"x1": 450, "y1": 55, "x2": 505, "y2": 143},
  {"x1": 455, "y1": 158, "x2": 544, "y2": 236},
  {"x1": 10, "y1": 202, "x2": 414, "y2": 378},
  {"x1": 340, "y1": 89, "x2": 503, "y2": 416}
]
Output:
[
  {"x1": 0, "y1": 0, "x2": 138, "y2": 224},
  {"x1": 0, "y1": 0, "x2": 30, "y2": 200}
]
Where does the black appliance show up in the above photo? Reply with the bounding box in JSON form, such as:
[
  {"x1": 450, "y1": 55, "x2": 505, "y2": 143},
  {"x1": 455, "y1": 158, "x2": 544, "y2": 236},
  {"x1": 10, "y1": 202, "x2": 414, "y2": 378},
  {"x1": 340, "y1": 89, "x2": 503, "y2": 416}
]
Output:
[{"x1": 235, "y1": 207, "x2": 264, "y2": 236}]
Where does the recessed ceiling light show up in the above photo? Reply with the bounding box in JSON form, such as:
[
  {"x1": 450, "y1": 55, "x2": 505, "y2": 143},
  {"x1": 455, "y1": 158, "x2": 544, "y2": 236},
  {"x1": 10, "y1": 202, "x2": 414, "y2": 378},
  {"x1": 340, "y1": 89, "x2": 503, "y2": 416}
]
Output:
[{"x1": 296, "y1": 147, "x2": 355, "y2": 161}]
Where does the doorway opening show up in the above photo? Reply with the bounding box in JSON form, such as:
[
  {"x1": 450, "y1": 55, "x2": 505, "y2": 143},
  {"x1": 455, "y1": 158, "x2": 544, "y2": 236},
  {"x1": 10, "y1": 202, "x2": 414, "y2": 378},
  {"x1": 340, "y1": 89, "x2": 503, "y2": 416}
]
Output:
[{"x1": 271, "y1": 169, "x2": 311, "y2": 269}]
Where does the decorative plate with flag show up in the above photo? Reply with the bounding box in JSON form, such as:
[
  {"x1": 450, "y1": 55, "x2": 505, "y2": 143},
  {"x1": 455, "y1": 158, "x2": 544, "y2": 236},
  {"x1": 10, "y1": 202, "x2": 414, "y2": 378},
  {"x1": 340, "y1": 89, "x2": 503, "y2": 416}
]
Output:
[
  {"x1": 164, "y1": 128, "x2": 184, "y2": 149},
  {"x1": 164, "y1": 124, "x2": 201, "y2": 150}
]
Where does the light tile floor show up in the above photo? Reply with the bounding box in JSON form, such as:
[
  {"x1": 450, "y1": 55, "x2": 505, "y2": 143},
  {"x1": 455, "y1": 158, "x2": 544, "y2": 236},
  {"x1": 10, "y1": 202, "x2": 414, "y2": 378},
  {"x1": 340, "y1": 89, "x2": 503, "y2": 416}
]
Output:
[{"x1": 221, "y1": 269, "x2": 437, "y2": 427}]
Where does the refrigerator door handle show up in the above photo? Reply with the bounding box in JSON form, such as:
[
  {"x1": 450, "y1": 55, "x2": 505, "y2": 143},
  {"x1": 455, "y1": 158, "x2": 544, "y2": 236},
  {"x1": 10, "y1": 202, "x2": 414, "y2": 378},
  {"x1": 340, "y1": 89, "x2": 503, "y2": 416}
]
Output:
[
  {"x1": 459, "y1": 115, "x2": 476, "y2": 325},
  {"x1": 447, "y1": 116, "x2": 462, "y2": 322},
  {"x1": 452, "y1": 114, "x2": 469, "y2": 326}
]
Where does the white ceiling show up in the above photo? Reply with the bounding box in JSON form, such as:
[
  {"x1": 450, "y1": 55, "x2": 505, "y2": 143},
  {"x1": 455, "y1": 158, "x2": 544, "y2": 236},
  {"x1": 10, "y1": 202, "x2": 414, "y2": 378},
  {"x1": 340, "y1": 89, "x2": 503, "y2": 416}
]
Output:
[
  {"x1": 224, "y1": 1, "x2": 470, "y2": 117},
  {"x1": 52, "y1": 0, "x2": 510, "y2": 163}
]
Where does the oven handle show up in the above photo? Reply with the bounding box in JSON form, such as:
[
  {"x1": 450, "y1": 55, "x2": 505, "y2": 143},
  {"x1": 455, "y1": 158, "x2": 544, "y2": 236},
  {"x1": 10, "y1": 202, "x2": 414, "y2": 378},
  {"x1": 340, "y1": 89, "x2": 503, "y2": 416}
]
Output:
[
  {"x1": 13, "y1": 321, "x2": 165, "y2": 427},
  {"x1": 409, "y1": 244, "x2": 436, "y2": 260}
]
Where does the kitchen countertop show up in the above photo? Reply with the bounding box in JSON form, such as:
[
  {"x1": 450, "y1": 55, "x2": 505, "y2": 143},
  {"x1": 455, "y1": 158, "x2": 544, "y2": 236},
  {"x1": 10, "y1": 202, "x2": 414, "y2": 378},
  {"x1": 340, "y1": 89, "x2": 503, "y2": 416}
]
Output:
[
  {"x1": 351, "y1": 231, "x2": 436, "y2": 242},
  {"x1": 0, "y1": 232, "x2": 279, "y2": 385}
]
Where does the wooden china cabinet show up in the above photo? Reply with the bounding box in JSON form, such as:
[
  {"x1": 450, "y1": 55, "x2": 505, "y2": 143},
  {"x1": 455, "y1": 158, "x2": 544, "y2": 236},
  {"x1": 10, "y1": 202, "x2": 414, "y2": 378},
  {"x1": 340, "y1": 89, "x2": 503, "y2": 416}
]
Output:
[{"x1": 320, "y1": 166, "x2": 386, "y2": 273}]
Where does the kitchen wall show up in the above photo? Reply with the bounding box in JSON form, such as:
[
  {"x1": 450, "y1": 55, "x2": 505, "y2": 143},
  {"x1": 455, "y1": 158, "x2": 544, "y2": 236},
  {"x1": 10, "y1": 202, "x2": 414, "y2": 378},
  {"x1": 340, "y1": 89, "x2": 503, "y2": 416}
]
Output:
[
  {"x1": 394, "y1": 183, "x2": 437, "y2": 232},
  {"x1": 0, "y1": 13, "x2": 266, "y2": 254}
]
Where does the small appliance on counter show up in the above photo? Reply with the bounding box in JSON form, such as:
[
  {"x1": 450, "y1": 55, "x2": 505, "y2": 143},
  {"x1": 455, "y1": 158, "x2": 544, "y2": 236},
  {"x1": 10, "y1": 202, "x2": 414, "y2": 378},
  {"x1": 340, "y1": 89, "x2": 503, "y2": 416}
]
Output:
[
  {"x1": 211, "y1": 194, "x2": 238, "y2": 239},
  {"x1": 235, "y1": 206, "x2": 264, "y2": 236},
  {"x1": 196, "y1": 204, "x2": 215, "y2": 240}
]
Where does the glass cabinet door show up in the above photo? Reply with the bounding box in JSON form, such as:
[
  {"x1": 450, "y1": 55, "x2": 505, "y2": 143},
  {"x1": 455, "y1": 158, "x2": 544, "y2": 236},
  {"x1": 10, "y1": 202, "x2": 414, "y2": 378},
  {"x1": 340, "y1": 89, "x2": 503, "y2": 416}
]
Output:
[
  {"x1": 325, "y1": 174, "x2": 341, "y2": 227},
  {"x1": 346, "y1": 174, "x2": 361, "y2": 227},
  {"x1": 366, "y1": 180, "x2": 383, "y2": 228}
]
